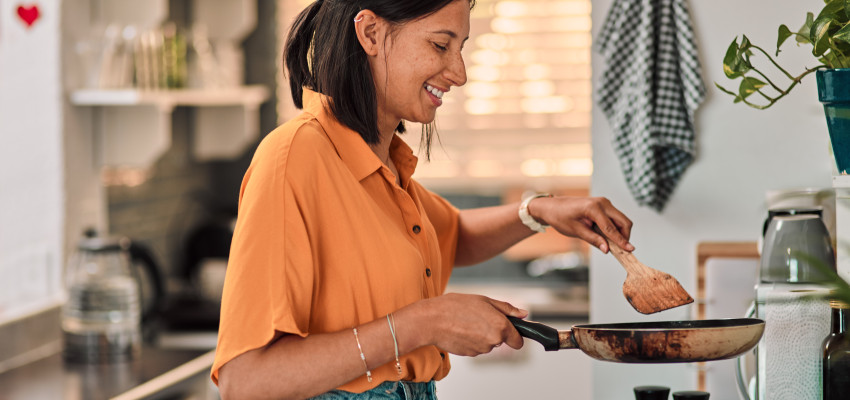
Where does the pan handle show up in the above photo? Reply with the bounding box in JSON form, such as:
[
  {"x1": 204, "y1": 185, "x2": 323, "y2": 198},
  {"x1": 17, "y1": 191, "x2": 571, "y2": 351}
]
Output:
[{"x1": 508, "y1": 316, "x2": 575, "y2": 351}]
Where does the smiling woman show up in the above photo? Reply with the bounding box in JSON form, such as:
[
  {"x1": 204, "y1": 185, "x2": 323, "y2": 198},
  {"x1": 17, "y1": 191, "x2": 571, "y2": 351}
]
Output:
[{"x1": 213, "y1": 1, "x2": 633, "y2": 399}]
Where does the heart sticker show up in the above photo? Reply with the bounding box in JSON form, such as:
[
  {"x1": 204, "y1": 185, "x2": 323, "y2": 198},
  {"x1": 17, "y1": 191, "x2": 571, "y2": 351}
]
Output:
[{"x1": 17, "y1": 4, "x2": 40, "y2": 28}]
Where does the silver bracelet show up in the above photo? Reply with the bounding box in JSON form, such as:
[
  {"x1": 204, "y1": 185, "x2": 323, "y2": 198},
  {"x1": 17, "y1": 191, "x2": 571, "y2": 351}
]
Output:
[
  {"x1": 352, "y1": 328, "x2": 372, "y2": 382},
  {"x1": 386, "y1": 313, "x2": 402, "y2": 393}
]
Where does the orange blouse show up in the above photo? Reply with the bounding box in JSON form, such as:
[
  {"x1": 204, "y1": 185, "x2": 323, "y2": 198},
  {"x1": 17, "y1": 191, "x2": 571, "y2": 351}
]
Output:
[{"x1": 211, "y1": 89, "x2": 460, "y2": 393}]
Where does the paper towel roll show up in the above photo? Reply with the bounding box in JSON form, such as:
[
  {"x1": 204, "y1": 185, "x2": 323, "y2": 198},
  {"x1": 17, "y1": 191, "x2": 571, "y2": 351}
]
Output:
[{"x1": 761, "y1": 286, "x2": 830, "y2": 400}]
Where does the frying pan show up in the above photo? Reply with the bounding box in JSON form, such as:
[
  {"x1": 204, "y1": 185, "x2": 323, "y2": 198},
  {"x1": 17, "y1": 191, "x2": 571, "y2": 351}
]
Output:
[{"x1": 508, "y1": 317, "x2": 765, "y2": 363}]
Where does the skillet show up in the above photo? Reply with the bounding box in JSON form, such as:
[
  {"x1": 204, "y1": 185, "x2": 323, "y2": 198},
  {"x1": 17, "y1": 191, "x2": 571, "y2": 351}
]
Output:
[{"x1": 509, "y1": 317, "x2": 765, "y2": 363}]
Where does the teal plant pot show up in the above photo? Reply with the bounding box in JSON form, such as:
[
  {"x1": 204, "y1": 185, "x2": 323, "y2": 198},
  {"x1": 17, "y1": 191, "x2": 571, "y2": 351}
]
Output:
[{"x1": 817, "y1": 69, "x2": 850, "y2": 174}]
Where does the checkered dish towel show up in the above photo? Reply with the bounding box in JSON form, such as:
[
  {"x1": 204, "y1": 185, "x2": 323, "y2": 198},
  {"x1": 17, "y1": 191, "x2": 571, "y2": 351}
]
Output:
[{"x1": 596, "y1": 0, "x2": 705, "y2": 212}]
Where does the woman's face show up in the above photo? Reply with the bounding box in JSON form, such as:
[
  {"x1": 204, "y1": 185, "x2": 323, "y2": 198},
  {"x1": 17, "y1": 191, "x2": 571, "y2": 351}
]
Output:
[{"x1": 371, "y1": 0, "x2": 470, "y2": 131}]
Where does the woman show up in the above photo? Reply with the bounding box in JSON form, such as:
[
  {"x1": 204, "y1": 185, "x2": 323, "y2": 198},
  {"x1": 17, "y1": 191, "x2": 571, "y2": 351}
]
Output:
[{"x1": 212, "y1": 0, "x2": 634, "y2": 398}]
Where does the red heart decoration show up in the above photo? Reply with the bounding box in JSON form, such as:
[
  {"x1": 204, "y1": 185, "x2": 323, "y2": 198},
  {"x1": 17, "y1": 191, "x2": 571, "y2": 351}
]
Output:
[{"x1": 17, "y1": 4, "x2": 40, "y2": 28}]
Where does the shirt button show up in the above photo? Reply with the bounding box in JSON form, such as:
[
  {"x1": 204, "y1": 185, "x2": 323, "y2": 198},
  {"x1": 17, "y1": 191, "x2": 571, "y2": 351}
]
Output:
[
  {"x1": 412, "y1": 225, "x2": 421, "y2": 234},
  {"x1": 425, "y1": 268, "x2": 432, "y2": 277}
]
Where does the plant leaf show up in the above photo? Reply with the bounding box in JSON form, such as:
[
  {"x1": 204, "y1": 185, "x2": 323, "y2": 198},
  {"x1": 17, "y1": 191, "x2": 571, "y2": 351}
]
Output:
[
  {"x1": 824, "y1": 0, "x2": 847, "y2": 17},
  {"x1": 723, "y1": 39, "x2": 750, "y2": 78},
  {"x1": 777, "y1": 24, "x2": 793, "y2": 55},
  {"x1": 794, "y1": 250, "x2": 850, "y2": 308},
  {"x1": 834, "y1": 21, "x2": 850, "y2": 43},
  {"x1": 812, "y1": 15, "x2": 835, "y2": 56},
  {"x1": 822, "y1": 52, "x2": 838, "y2": 68},
  {"x1": 797, "y1": 12, "x2": 816, "y2": 44},
  {"x1": 739, "y1": 77, "x2": 766, "y2": 99}
]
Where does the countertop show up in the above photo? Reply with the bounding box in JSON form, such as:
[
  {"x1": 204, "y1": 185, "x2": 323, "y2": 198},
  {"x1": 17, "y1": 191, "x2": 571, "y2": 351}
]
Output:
[
  {"x1": 0, "y1": 282, "x2": 581, "y2": 400},
  {"x1": 0, "y1": 345, "x2": 215, "y2": 400}
]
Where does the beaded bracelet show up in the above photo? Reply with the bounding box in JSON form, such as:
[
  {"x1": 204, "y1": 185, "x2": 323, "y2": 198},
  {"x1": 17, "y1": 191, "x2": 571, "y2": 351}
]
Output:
[{"x1": 352, "y1": 328, "x2": 372, "y2": 382}]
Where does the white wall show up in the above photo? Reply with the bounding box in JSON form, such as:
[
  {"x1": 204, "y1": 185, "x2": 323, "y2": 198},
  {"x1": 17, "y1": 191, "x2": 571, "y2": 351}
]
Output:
[
  {"x1": 0, "y1": 0, "x2": 104, "y2": 326},
  {"x1": 589, "y1": 0, "x2": 831, "y2": 397},
  {"x1": 0, "y1": 0, "x2": 66, "y2": 323}
]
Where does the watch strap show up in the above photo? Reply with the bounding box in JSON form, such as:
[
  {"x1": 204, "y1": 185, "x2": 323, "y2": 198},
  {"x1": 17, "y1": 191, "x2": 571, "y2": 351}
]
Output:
[{"x1": 519, "y1": 193, "x2": 552, "y2": 233}]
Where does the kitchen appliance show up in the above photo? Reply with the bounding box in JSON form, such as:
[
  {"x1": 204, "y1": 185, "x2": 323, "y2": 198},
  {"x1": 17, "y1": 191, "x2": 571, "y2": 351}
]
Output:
[
  {"x1": 736, "y1": 213, "x2": 835, "y2": 400},
  {"x1": 62, "y1": 230, "x2": 164, "y2": 363},
  {"x1": 508, "y1": 317, "x2": 764, "y2": 362},
  {"x1": 761, "y1": 207, "x2": 823, "y2": 238},
  {"x1": 160, "y1": 215, "x2": 234, "y2": 332},
  {"x1": 760, "y1": 214, "x2": 835, "y2": 283}
]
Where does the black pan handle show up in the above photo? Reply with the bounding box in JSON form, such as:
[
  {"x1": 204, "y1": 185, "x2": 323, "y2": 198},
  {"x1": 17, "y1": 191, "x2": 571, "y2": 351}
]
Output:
[{"x1": 508, "y1": 316, "x2": 562, "y2": 351}]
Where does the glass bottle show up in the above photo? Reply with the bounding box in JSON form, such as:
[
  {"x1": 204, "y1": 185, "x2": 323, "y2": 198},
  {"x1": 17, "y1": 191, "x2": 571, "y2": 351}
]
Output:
[{"x1": 823, "y1": 299, "x2": 850, "y2": 400}]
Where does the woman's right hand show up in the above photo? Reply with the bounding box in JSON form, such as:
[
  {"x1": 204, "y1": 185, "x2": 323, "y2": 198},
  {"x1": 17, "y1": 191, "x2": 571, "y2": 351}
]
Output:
[{"x1": 403, "y1": 293, "x2": 528, "y2": 356}]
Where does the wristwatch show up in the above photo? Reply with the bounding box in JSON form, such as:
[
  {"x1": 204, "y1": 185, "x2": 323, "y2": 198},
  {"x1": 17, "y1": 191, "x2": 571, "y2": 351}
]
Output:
[{"x1": 518, "y1": 193, "x2": 552, "y2": 233}]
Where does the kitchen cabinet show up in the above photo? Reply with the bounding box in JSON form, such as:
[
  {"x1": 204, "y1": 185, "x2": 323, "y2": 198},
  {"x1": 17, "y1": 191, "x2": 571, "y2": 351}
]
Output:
[{"x1": 66, "y1": 0, "x2": 270, "y2": 167}]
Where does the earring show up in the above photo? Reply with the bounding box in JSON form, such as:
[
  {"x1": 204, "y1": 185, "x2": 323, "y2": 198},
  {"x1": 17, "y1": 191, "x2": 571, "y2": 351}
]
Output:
[{"x1": 353, "y1": 16, "x2": 364, "y2": 23}]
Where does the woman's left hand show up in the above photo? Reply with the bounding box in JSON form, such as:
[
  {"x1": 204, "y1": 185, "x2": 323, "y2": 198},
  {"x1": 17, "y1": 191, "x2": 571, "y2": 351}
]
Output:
[{"x1": 527, "y1": 196, "x2": 633, "y2": 254}]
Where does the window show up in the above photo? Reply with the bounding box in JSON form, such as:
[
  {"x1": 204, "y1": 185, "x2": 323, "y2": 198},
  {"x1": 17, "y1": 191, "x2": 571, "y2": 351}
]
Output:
[{"x1": 278, "y1": 0, "x2": 593, "y2": 192}]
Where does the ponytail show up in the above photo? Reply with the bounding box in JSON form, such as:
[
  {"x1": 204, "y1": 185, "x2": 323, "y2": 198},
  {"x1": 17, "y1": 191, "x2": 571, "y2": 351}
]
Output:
[{"x1": 283, "y1": 0, "x2": 322, "y2": 109}]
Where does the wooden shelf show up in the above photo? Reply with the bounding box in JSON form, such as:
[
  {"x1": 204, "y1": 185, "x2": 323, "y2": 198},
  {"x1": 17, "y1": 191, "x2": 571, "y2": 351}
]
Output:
[{"x1": 70, "y1": 85, "x2": 270, "y2": 110}]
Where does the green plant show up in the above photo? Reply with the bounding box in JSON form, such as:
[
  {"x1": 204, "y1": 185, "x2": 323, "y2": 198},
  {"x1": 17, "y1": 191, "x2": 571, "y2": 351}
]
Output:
[
  {"x1": 798, "y1": 249, "x2": 850, "y2": 306},
  {"x1": 716, "y1": 0, "x2": 850, "y2": 109}
]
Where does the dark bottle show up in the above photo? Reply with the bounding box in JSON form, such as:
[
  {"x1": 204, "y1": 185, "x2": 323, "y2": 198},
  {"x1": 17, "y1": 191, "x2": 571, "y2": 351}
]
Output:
[
  {"x1": 672, "y1": 391, "x2": 709, "y2": 400},
  {"x1": 634, "y1": 386, "x2": 670, "y2": 400},
  {"x1": 823, "y1": 299, "x2": 850, "y2": 400}
]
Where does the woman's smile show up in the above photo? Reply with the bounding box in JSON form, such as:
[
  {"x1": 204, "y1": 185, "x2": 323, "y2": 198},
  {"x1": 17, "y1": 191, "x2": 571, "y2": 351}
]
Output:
[{"x1": 424, "y1": 83, "x2": 446, "y2": 106}]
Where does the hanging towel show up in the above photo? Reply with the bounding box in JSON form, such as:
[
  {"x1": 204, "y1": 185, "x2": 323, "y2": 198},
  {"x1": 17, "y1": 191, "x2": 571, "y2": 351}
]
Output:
[{"x1": 596, "y1": 0, "x2": 705, "y2": 212}]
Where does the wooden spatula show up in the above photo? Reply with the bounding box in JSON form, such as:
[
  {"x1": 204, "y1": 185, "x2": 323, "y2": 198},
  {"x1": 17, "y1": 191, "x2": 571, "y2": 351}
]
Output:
[{"x1": 600, "y1": 231, "x2": 694, "y2": 314}]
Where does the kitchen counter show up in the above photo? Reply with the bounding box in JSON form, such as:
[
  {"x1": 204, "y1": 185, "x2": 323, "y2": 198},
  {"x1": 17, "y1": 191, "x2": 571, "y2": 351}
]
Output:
[{"x1": 0, "y1": 345, "x2": 215, "y2": 400}]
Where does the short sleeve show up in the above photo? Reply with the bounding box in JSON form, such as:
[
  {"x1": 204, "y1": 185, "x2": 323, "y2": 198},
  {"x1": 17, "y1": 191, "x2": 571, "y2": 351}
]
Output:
[{"x1": 210, "y1": 127, "x2": 315, "y2": 384}]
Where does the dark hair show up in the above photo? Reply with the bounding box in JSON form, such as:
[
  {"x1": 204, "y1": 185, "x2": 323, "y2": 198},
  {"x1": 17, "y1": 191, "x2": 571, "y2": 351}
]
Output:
[{"x1": 284, "y1": 0, "x2": 475, "y2": 160}]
